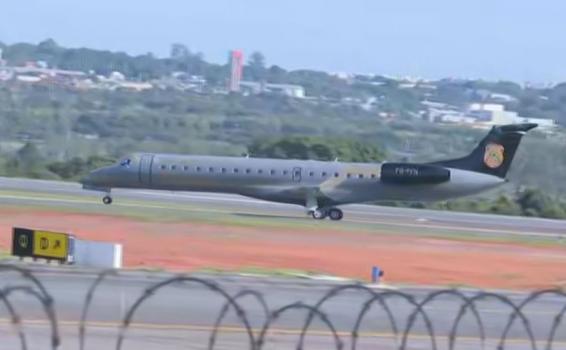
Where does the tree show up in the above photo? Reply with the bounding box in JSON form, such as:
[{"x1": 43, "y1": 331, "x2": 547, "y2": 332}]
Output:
[
  {"x1": 488, "y1": 195, "x2": 522, "y2": 216},
  {"x1": 246, "y1": 51, "x2": 267, "y2": 82},
  {"x1": 170, "y1": 43, "x2": 190, "y2": 60},
  {"x1": 266, "y1": 65, "x2": 287, "y2": 84},
  {"x1": 249, "y1": 136, "x2": 386, "y2": 162},
  {"x1": 3, "y1": 142, "x2": 55, "y2": 179},
  {"x1": 17, "y1": 142, "x2": 43, "y2": 165},
  {"x1": 249, "y1": 51, "x2": 265, "y2": 68},
  {"x1": 516, "y1": 188, "x2": 566, "y2": 219},
  {"x1": 38, "y1": 38, "x2": 59, "y2": 53},
  {"x1": 47, "y1": 155, "x2": 115, "y2": 180}
]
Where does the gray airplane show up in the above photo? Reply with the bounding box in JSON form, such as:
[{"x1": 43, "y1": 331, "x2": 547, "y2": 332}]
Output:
[{"x1": 81, "y1": 123, "x2": 537, "y2": 220}]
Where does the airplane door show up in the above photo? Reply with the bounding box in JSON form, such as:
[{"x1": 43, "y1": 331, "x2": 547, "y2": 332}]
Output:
[
  {"x1": 139, "y1": 154, "x2": 153, "y2": 186},
  {"x1": 292, "y1": 167, "x2": 302, "y2": 183}
]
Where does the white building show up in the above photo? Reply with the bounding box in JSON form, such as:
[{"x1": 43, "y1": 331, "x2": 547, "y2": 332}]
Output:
[
  {"x1": 116, "y1": 81, "x2": 153, "y2": 91},
  {"x1": 267, "y1": 83, "x2": 305, "y2": 98},
  {"x1": 468, "y1": 103, "x2": 558, "y2": 132},
  {"x1": 240, "y1": 81, "x2": 305, "y2": 98},
  {"x1": 16, "y1": 75, "x2": 42, "y2": 83},
  {"x1": 423, "y1": 101, "x2": 465, "y2": 123},
  {"x1": 0, "y1": 68, "x2": 13, "y2": 81},
  {"x1": 519, "y1": 117, "x2": 557, "y2": 131},
  {"x1": 489, "y1": 93, "x2": 518, "y2": 103},
  {"x1": 436, "y1": 113, "x2": 477, "y2": 124},
  {"x1": 468, "y1": 103, "x2": 519, "y2": 124}
]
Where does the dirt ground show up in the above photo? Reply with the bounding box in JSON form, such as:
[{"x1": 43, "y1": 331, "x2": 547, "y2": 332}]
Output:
[{"x1": 1, "y1": 208, "x2": 565, "y2": 290}]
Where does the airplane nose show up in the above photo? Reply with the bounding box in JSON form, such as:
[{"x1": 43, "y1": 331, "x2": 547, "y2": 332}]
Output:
[
  {"x1": 80, "y1": 170, "x2": 100, "y2": 189},
  {"x1": 80, "y1": 174, "x2": 92, "y2": 186},
  {"x1": 81, "y1": 167, "x2": 111, "y2": 189}
]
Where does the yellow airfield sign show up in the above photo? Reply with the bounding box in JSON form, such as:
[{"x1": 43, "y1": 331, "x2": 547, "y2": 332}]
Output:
[{"x1": 32, "y1": 230, "x2": 69, "y2": 259}]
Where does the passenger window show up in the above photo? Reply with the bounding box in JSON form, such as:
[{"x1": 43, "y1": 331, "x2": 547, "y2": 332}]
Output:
[
  {"x1": 245, "y1": 168, "x2": 251, "y2": 174},
  {"x1": 161, "y1": 165, "x2": 167, "y2": 170},
  {"x1": 358, "y1": 174, "x2": 364, "y2": 179},
  {"x1": 347, "y1": 173, "x2": 352, "y2": 178},
  {"x1": 270, "y1": 169, "x2": 276, "y2": 175},
  {"x1": 258, "y1": 169, "x2": 263, "y2": 174},
  {"x1": 196, "y1": 166, "x2": 201, "y2": 172},
  {"x1": 309, "y1": 171, "x2": 314, "y2": 177},
  {"x1": 183, "y1": 165, "x2": 189, "y2": 171},
  {"x1": 322, "y1": 172, "x2": 327, "y2": 177},
  {"x1": 171, "y1": 165, "x2": 177, "y2": 170},
  {"x1": 371, "y1": 174, "x2": 376, "y2": 179},
  {"x1": 283, "y1": 170, "x2": 289, "y2": 175},
  {"x1": 334, "y1": 172, "x2": 340, "y2": 178},
  {"x1": 221, "y1": 167, "x2": 227, "y2": 173},
  {"x1": 233, "y1": 168, "x2": 239, "y2": 173}
]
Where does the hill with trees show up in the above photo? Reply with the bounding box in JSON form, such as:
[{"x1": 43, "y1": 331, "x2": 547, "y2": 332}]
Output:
[{"x1": 0, "y1": 39, "x2": 565, "y2": 219}]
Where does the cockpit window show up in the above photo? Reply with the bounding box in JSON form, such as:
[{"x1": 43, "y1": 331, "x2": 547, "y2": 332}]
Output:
[{"x1": 120, "y1": 159, "x2": 132, "y2": 167}]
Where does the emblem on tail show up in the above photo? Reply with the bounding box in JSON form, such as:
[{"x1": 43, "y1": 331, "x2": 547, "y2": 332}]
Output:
[
  {"x1": 429, "y1": 123, "x2": 537, "y2": 179},
  {"x1": 483, "y1": 143, "x2": 505, "y2": 169}
]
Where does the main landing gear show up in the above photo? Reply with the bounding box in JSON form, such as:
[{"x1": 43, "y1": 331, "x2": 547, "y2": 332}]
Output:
[
  {"x1": 310, "y1": 208, "x2": 343, "y2": 221},
  {"x1": 102, "y1": 195, "x2": 113, "y2": 205}
]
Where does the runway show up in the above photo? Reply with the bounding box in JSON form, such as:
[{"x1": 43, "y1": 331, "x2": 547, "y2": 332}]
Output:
[
  {"x1": 0, "y1": 177, "x2": 564, "y2": 240},
  {"x1": 0, "y1": 177, "x2": 565, "y2": 348},
  {"x1": 0, "y1": 265, "x2": 565, "y2": 349}
]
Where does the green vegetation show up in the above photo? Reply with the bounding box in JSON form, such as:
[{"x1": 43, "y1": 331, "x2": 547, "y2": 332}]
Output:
[
  {"x1": 249, "y1": 136, "x2": 386, "y2": 162},
  {"x1": 47, "y1": 156, "x2": 115, "y2": 180},
  {"x1": 0, "y1": 250, "x2": 9, "y2": 260},
  {"x1": 197, "y1": 266, "x2": 328, "y2": 279},
  {"x1": 1, "y1": 39, "x2": 211, "y2": 80},
  {"x1": 0, "y1": 84, "x2": 564, "y2": 220},
  {"x1": 0, "y1": 190, "x2": 562, "y2": 246},
  {"x1": 0, "y1": 40, "x2": 565, "y2": 220},
  {"x1": 2, "y1": 39, "x2": 566, "y2": 125},
  {"x1": 390, "y1": 188, "x2": 566, "y2": 220}
]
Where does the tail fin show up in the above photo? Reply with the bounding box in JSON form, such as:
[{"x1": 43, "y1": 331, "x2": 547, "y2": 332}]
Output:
[{"x1": 429, "y1": 123, "x2": 537, "y2": 178}]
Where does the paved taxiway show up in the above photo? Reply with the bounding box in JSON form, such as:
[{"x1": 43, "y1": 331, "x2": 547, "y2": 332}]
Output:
[
  {"x1": 0, "y1": 177, "x2": 564, "y2": 240},
  {"x1": 1, "y1": 177, "x2": 565, "y2": 348},
  {"x1": 0, "y1": 266, "x2": 565, "y2": 349}
]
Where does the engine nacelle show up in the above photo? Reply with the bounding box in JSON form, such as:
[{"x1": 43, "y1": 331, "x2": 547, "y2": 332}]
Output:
[{"x1": 381, "y1": 163, "x2": 451, "y2": 185}]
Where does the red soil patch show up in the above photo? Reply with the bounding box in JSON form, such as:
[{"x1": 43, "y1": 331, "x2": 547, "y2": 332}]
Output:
[{"x1": 1, "y1": 208, "x2": 565, "y2": 290}]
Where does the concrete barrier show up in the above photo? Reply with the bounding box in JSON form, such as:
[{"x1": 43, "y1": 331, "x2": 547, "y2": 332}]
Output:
[{"x1": 72, "y1": 239, "x2": 122, "y2": 268}]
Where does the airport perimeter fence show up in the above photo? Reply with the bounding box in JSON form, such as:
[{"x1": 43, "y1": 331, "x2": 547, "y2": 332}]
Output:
[{"x1": 0, "y1": 263, "x2": 565, "y2": 350}]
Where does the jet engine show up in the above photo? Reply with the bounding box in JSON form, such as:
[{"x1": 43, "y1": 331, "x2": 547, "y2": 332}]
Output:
[{"x1": 381, "y1": 163, "x2": 450, "y2": 185}]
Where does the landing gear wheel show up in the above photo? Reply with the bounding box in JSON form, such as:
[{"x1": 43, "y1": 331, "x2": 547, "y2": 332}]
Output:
[
  {"x1": 311, "y1": 208, "x2": 328, "y2": 220},
  {"x1": 102, "y1": 196, "x2": 113, "y2": 205},
  {"x1": 328, "y1": 208, "x2": 344, "y2": 221}
]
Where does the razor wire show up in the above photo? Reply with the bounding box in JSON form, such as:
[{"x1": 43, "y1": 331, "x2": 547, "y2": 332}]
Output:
[{"x1": 0, "y1": 264, "x2": 564, "y2": 350}]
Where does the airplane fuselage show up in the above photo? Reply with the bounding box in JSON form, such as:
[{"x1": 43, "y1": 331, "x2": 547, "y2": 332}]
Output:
[
  {"x1": 81, "y1": 124, "x2": 537, "y2": 220},
  {"x1": 83, "y1": 153, "x2": 504, "y2": 208}
]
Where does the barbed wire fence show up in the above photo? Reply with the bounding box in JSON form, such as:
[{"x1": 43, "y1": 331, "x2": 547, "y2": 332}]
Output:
[{"x1": 0, "y1": 263, "x2": 565, "y2": 349}]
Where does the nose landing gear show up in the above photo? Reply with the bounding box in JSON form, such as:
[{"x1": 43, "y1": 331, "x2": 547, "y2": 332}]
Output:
[{"x1": 102, "y1": 195, "x2": 113, "y2": 205}]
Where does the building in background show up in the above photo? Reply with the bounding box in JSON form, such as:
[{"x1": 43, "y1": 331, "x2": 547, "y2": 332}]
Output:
[
  {"x1": 468, "y1": 103, "x2": 557, "y2": 132},
  {"x1": 468, "y1": 103, "x2": 518, "y2": 124},
  {"x1": 228, "y1": 50, "x2": 244, "y2": 92},
  {"x1": 240, "y1": 81, "x2": 306, "y2": 98},
  {"x1": 0, "y1": 48, "x2": 5, "y2": 66},
  {"x1": 423, "y1": 101, "x2": 558, "y2": 132}
]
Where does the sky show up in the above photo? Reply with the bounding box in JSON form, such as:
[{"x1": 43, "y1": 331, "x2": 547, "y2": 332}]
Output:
[{"x1": 1, "y1": 0, "x2": 566, "y2": 82}]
